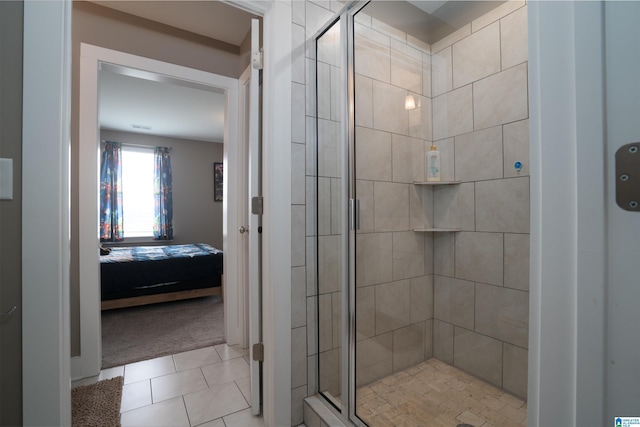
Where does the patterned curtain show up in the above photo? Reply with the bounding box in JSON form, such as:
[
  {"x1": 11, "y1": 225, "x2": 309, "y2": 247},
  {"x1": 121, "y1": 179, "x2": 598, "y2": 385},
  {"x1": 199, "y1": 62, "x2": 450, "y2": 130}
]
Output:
[
  {"x1": 153, "y1": 147, "x2": 173, "y2": 240},
  {"x1": 99, "y1": 141, "x2": 124, "y2": 242}
]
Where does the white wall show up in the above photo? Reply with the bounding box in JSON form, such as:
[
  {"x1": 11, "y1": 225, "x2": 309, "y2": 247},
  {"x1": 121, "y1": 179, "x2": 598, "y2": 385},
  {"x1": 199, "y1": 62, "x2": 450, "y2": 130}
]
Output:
[{"x1": 22, "y1": 1, "x2": 72, "y2": 425}]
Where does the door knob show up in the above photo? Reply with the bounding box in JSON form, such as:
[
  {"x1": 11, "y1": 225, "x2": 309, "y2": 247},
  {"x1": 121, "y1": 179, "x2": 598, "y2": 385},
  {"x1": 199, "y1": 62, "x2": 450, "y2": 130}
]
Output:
[{"x1": 239, "y1": 226, "x2": 249, "y2": 234}]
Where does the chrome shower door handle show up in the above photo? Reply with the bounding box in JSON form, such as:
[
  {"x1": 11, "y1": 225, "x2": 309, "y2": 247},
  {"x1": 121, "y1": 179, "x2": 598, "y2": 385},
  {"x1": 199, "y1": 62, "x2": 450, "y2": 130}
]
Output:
[{"x1": 239, "y1": 226, "x2": 249, "y2": 234}]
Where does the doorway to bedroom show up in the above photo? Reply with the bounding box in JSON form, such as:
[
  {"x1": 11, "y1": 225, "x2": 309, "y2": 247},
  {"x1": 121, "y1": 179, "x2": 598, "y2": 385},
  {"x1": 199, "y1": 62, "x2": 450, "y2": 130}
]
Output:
[
  {"x1": 96, "y1": 62, "x2": 227, "y2": 368},
  {"x1": 73, "y1": 1, "x2": 261, "y2": 397},
  {"x1": 78, "y1": 48, "x2": 243, "y2": 374}
]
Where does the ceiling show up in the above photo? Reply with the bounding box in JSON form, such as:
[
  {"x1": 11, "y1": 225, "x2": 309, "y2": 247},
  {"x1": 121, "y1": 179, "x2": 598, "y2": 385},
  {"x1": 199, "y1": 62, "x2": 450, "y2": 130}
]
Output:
[
  {"x1": 92, "y1": 1, "x2": 256, "y2": 143},
  {"x1": 94, "y1": 1, "x2": 505, "y2": 143},
  {"x1": 90, "y1": 1, "x2": 257, "y2": 46},
  {"x1": 99, "y1": 67, "x2": 226, "y2": 143},
  {"x1": 368, "y1": 1, "x2": 506, "y2": 45}
]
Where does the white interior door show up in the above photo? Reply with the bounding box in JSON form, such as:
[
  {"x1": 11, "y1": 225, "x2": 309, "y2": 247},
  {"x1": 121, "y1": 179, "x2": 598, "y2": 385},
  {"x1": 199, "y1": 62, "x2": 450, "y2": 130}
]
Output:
[
  {"x1": 247, "y1": 18, "x2": 262, "y2": 415},
  {"x1": 604, "y1": 1, "x2": 640, "y2": 421}
]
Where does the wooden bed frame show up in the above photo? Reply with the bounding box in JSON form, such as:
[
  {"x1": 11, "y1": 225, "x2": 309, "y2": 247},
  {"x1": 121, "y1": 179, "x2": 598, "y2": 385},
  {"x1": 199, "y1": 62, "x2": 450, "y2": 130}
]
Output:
[
  {"x1": 100, "y1": 244, "x2": 223, "y2": 311},
  {"x1": 101, "y1": 285, "x2": 223, "y2": 310}
]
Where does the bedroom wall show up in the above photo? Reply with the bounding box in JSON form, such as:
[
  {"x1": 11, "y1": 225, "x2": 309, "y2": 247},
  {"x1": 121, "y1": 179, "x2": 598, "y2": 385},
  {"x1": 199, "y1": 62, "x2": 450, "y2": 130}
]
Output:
[
  {"x1": 71, "y1": 1, "x2": 250, "y2": 356},
  {"x1": 100, "y1": 130, "x2": 223, "y2": 249}
]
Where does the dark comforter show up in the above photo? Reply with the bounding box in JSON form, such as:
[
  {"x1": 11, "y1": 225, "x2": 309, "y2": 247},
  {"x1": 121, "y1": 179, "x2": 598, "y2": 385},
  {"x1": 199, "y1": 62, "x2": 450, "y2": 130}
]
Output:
[{"x1": 100, "y1": 243, "x2": 223, "y2": 301}]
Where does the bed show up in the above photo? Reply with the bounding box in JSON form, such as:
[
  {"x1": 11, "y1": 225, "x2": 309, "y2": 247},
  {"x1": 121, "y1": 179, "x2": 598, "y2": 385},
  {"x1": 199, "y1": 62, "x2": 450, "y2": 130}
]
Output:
[{"x1": 99, "y1": 243, "x2": 223, "y2": 310}]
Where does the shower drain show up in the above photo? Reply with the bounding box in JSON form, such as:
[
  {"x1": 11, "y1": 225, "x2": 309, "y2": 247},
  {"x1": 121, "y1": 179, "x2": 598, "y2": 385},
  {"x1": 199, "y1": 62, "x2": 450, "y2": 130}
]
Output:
[{"x1": 456, "y1": 424, "x2": 475, "y2": 427}]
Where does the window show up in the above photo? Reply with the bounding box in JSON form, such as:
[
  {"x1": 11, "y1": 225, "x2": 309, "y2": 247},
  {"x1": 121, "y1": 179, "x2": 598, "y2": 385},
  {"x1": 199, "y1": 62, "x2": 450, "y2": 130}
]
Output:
[
  {"x1": 100, "y1": 142, "x2": 172, "y2": 242},
  {"x1": 121, "y1": 145, "x2": 155, "y2": 238}
]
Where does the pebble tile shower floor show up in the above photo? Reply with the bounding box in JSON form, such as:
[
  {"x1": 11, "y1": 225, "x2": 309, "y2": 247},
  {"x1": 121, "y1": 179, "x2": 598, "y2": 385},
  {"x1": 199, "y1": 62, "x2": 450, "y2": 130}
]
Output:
[{"x1": 356, "y1": 359, "x2": 527, "y2": 427}]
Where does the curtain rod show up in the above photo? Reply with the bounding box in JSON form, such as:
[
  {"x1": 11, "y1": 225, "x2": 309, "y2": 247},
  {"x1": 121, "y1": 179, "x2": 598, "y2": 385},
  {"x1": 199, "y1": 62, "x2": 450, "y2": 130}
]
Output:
[{"x1": 101, "y1": 140, "x2": 172, "y2": 150}]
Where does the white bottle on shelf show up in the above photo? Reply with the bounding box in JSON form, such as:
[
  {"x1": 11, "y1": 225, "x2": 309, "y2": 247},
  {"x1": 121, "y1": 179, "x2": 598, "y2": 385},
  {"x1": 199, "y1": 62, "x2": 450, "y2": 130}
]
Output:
[{"x1": 426, "y1": 144, "x2": 441, "y2": 182}]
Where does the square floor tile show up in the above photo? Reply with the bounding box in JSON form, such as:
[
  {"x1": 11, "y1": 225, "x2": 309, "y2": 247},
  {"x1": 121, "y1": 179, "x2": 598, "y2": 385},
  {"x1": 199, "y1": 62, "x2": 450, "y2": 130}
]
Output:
[
  {"x1": 183, "y1": 382, "x2": 249, "y2": 426},
  {"x1": 124, "y1": 356, "x2": 176, "y2": 384},
  {"x1": 235, "y1": 377, "x2": 252, "y2": 403},
  {"x1": 201, "y1": 357, "x2": 249, "y2": 387},
  {"x1": 120, "y1": 396, "x2": 189, "y2": 427},
  {"x1": 356, "y1": 358, "x2": 527, "y2": 426},
  {"x1": 151, "y1": 368, "x2": 208, "y2": 403},
  {"x1": 120, "y1": 380, "x2": 152, "y2": 413},
  {"x1": 195, "y1": 419, "x2": 225, "y2": 427},
  {"x1": 173, "y1": 346, "x2": 222, "y2": 371},
  {"x1": 214, "y1": 344, "x2": 249, "y2": 361}
]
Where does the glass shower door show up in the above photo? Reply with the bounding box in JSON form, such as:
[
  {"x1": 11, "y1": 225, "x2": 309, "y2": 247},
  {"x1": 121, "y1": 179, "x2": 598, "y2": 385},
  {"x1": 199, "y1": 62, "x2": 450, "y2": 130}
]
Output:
[
  {"x1": 351, "y1": 3, "x2": 435, "y2": 425},
  {"x1": 316, "y1": 17, "x2": 344, "y2": 409},
  {"x1": 312, "y1": 1, "x2": 530, "y2": 425}
]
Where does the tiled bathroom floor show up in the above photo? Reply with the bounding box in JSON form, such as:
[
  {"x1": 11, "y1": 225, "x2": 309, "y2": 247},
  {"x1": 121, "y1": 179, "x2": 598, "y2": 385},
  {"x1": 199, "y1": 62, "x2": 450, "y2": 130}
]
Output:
[
  {"x1": 356, "y1": 358, "x2": 527, "y2": 427},
  {"x1": 72, "y1": 343, "x2": 264, "y2": 427}
]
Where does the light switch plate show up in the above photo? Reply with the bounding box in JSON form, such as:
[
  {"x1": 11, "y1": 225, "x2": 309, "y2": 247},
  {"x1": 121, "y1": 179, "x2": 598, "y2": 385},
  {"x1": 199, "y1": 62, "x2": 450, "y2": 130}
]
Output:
[{"x1": 0, "y1": 158, "x2": 13, "y2": 200}]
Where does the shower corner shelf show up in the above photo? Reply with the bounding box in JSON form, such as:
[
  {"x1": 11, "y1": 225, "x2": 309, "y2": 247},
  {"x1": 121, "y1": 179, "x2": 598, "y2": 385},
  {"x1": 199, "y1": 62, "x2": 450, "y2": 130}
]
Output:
[
  {"x1": 413, "y1": 181, "x2": 462, "y2": 233},
  {"x1": 413, "y1": 180, "x2": 461, "y2": 186},
  {"x1": 413, "y1": 227, "x2": 462, "y2": 233}
]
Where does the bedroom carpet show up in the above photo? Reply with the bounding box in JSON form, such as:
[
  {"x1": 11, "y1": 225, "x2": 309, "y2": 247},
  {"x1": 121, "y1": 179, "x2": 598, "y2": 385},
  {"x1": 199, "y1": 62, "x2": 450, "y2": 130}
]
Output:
[
  {"x1": 101, "y1": 295, "x2": 224, "y2": 369},
  {"x1": 72, "y1": 376, "x2": 123, "y2": 427}
]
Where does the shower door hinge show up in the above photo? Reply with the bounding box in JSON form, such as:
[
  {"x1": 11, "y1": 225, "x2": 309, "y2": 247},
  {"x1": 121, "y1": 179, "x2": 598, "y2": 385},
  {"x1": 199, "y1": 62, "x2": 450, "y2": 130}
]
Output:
[
  {"x1": 349, "y1": 199, "x2": 360, "y2": 231},
  {"x1": 616, "y1": 142, "x2": 640, "y2": 211},
  {"x1": 252, "y1": 342, "x2": 264, "y2": 362}
]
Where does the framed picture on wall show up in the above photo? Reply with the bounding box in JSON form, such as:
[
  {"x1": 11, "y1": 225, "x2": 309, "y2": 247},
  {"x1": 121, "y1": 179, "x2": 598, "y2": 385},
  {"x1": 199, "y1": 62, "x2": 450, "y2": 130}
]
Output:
[{"x1": 214, "y1": 162, "x2": 223, "y2": 202}]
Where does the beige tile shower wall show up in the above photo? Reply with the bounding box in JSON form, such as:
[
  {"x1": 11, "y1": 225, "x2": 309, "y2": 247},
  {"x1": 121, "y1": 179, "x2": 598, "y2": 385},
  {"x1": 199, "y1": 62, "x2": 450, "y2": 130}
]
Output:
[
  {"x1": 291, "y1": 1, "x2": 338, "y2": 424},
  {"x1": 352, "y1": 12, "x2": 435, "y2": 391},
  {"x1": 292, "y1": 3, "x2": 530, "y2": 423},
  {"x1": 431, "y1": 3, "x2": 530, "y2": 401}
]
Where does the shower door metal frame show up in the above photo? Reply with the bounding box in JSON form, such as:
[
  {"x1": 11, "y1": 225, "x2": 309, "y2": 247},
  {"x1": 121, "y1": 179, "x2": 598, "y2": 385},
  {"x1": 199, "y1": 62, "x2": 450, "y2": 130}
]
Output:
[
  {"x1": 313, "y1": 1, "x2": 372, "y2": 426},
  {"x1": 345, "y1": 2, "x2": 370, "y2": 426},
  {"x1": 344, "y1": 2, "x2": 357, "y2": 423},
  {"x1": 313, "y1": 7, "x2": 349, "y2": 417}
]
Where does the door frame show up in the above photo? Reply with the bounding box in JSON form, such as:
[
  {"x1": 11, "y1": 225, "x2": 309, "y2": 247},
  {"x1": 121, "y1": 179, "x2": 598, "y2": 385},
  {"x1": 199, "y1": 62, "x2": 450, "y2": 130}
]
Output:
[
  {"x1": 22, "y1": 1, "x2": 72, "y2": 425},
  {"x1": 528, "y1": 1, "x2": 607, "y2": 425},
  {"x1": 74, "y1": 44, "x2": 241, "y2": 379},
  {"x1": 602, "y1": 1, "x2": 640, "y2": 420},
  {"x1": 238, "y1": 64, "x2": 251, "y2": 349}
]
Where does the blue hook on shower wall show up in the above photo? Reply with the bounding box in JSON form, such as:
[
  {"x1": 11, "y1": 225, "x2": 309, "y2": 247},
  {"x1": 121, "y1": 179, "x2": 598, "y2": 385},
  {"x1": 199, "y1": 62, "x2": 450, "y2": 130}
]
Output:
[{"x1": 514, "y1": 161, "x2": 523, "y2": 172}]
